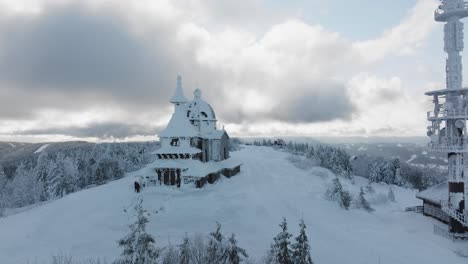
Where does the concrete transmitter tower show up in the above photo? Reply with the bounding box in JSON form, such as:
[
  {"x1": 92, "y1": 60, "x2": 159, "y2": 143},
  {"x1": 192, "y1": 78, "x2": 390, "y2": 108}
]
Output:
[{"x1": 427, "y1": 0, "x2": 468, "y2": 234}]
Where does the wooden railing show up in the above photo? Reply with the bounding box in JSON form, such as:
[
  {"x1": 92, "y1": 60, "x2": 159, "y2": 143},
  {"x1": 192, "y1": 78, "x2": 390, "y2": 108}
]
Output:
[
  {"x1": 441, "y1": 200, "x2": 468, "y2": 227},
  {"x1": 405, "y1": 206, "x2": 423, "y2": 213}
]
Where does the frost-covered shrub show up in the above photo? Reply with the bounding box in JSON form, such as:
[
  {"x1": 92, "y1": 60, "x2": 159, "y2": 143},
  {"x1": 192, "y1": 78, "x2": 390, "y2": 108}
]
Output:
[
  {"x1": 365, "y1": 182, "x2": 375, "y2": 194},
  {"x1": 388, "y1": 188, "x2": 396, "y2": 202}
]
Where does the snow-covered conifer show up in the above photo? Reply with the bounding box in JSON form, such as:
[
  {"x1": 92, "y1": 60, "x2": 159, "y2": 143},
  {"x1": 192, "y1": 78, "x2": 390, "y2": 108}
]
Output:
[
  {"x1": 391, "y1": 159, "x2": 405, "y2": 186},
  {"x1": 368, "y1": 158, "x2": 384, "y2": 183},
  {"x1": 271, "y1": 218, "x2": 293, "y2": 264},
  {"x1": 291, "y1": 219, "x2": 313, "y2": 264},
  {"x1": 222, "y1": 234, "x2": 248, "y2": 264},
  {"x1": 206, "y1": 221, "x2": 226, "y2": 263},
  {"x1": 355, "y1": 187, "x2": 373, "y2": 212},
  {"x1": 340, "y1": 189, "x2": 352, "y2": 210},
  {"x1": 382, "y1": 160, "x2": 395, "y2": 185},
  {"x1": 189, "y1": 233, "x2": 207, "y2": 264},
  {"x1": 34, "y1": 153, "x2": 51, "y2": 201},
  {"x1": 115, "y1": 200, "x2": 159, "y2": 264},
  {"x1": 179, "y1": 234, "x2": 191, "y2": 264},
  {"x1": 9, "y1": 162, "x2": 35, "y2": 207},
  {"x1": 325, "y1": 177, "x2": 351, "y2": 210},
  {"x1": 161, "y1": 244, "x2": 179, "y2": 264}
]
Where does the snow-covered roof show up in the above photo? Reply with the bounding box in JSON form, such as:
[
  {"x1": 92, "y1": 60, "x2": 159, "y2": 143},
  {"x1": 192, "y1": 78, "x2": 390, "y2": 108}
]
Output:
[
  {"x1": 155, "y1": 158, "x2": 242, "y2": 178},
  {"x1": 159, "y1": 108, "x2": 198, "y2": 138},
  {"x1": 153, "y1": 146, "x2": 202, "y2": 154},
  {"x1": 201, "y1": 130, "x2": 227, "y2": 139},
  {"x1": 170, "y1": 75, "x2": 188, "y2": 104},
  {"x1": 416, "y1": 182, "x2": 448, "y2": 205}
]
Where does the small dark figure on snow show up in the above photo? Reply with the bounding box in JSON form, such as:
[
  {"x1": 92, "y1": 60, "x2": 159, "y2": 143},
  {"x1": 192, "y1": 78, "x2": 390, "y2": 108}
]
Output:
[{"x1": 134, "y1": 181, "x2": 141, "y2": 193}]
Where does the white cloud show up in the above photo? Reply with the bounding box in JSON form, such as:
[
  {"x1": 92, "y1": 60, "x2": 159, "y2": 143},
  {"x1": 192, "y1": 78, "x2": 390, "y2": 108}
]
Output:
[
  {"x1": 353, "y1": 0, "x2": 438, "y2": 63},
  {"x1": 0, "y1": 0, "x2": 442, "y2": 140}
]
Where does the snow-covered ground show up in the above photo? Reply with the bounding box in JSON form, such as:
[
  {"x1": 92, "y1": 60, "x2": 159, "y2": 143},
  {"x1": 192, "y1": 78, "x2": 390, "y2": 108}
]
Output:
[{"x1": 0, "y1": 146, "x2": 466, "y2": 263}]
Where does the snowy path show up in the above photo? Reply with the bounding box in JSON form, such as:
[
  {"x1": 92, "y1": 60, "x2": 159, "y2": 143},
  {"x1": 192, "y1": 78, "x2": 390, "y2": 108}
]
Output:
[
  {"x1": 0, "y1": 146, "x2": 466, "y2": 263},
  {"x1": 34, "y1": 144, "x2": 50, "y2": 154}
]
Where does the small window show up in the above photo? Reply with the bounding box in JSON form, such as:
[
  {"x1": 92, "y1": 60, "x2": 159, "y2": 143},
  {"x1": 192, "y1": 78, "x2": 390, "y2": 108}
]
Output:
[{"x1": 170, "y1": 138, "x2": 180, "y2": 146}]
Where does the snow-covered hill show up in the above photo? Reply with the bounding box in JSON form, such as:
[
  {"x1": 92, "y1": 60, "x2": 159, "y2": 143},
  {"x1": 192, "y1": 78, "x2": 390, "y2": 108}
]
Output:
[{"x1": 0, "y1": 146, "x2": 466, "y2": 263}]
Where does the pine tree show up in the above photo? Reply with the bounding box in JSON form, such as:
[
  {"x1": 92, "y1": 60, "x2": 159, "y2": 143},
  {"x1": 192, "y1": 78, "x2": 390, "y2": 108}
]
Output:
[
  {"x1": 206, "y1": 222, "x2": 226, "y2": 263},
  {"x1": 355, "y1": 187, "x2": 373, "y2": 212},
  {"x1": 340, "y1": 189, "x2": 352, "y2": 210},
  {"x1": 382, "y1": 160, "x2": 395, "y2": 185},
  {"x1": 291, "y1": 219, "x2": 313, "y2": 264},
  {"x1": 162, "y1": 244, "x2": 179, "y2": 264},
  {"x1": 114, "y1": 200, "x2": 159, "y2": 264},
  {"x1": 222, "y1": 234, "x2": 248, "y2": 264},
  {"x1": 34, "y1": 153, "x2": 51, "y2": 201},
  {"x1": 10, "y1": 162, "x2": 35, "y2": 207},
  {"x1": 368, "y1": 158, "x2": 384, "y2": 183},
  {"x1": 325, "y1": 177, "x2": 351, "y2": 210},
  {"x1": 271, "y1": 218, "x2": 292, "y2": 264},
  {"x1": 49, "y1": 156, "x2": 75, "y2": 198},
  {"x1": 391, "y1": 158, "x2": 405, "y2": 186},
  {"x1": 265, "y1": 242, "x2": 280, "y2": 264},
  {"x1": 179, "y1": 234, "x2": 191, "y2": 264}
]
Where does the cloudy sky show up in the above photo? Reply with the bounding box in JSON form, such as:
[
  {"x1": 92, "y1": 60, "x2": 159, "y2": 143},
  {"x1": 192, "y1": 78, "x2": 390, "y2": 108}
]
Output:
[{"x1": 0, "y1": 0, "x2": 453, "y2": 142}]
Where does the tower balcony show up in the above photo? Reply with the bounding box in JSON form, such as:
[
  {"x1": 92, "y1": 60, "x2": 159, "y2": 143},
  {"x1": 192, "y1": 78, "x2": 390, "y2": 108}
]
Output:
[
  {"x1": 427, "y1": 109, "x2": 468, "y2": 120},
  {"x1": 428, "y1": 136, "x2": 468, "y2": 153},
  {"x1": 435, "y1": 2, "x2": 468, "y2": 22}
]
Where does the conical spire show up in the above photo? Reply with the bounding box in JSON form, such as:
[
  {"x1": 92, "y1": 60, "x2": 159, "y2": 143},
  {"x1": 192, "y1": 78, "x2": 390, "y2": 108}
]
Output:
[{"x1": 170, "y1": 75, "x2": 188, "y2": 104}]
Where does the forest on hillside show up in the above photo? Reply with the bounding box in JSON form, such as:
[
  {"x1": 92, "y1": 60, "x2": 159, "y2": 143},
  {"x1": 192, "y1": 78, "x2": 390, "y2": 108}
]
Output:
[
  {"x1": 252, "y1": 139, "x2": 446, "y2": 191},
  {"x1": 0, "y1": 139, "x2": 445, "y2": 216},
  {"x1": 0, "y1": 142, "x2": 159, "y2": 214}
]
